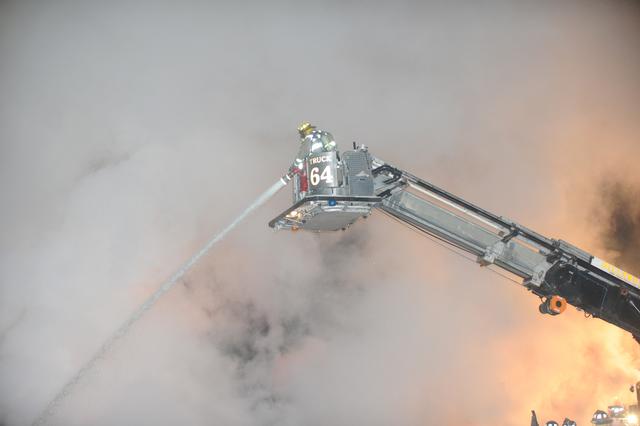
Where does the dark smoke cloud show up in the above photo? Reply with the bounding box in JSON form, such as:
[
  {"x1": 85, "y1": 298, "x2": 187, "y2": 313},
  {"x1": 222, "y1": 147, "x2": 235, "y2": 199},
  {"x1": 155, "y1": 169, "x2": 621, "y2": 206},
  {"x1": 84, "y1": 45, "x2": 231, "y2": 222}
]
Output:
[{"x1": 597, "y1": 181, "x2": 640, "y2": 276}]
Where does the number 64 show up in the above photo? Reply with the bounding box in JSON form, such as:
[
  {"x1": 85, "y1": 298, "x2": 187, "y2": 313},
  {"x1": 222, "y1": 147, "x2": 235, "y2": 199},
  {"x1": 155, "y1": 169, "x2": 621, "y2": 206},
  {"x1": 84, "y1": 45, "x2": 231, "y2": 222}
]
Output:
[{"x1": 310, "y1": 166, "x2": 334, "y2": 186}]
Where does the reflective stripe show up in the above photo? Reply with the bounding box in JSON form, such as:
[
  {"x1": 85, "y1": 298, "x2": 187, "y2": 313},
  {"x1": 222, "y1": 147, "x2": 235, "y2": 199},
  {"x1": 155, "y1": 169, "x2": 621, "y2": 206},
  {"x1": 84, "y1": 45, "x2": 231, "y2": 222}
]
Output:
[{"x1": 591, "y1": 257, "x2": 640, "y2": 289}]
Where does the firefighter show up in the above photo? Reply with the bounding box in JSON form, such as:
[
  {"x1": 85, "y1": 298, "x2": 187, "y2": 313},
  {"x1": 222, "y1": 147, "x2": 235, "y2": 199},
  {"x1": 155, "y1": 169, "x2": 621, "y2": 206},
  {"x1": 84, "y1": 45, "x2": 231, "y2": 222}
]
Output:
[{"x1": 291, "y1": 122, "x2": 337, "y2": 172}]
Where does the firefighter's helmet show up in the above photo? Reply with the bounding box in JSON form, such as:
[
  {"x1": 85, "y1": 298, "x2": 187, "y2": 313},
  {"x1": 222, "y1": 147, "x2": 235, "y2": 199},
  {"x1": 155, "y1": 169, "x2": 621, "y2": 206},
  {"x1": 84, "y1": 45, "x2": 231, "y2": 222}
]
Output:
[
  {"x1": 297, "y1": 122, "x2": 316, "y2": 138},
  {"x1": 591, "y1": 409, "x2": 613, "y2": 424}
]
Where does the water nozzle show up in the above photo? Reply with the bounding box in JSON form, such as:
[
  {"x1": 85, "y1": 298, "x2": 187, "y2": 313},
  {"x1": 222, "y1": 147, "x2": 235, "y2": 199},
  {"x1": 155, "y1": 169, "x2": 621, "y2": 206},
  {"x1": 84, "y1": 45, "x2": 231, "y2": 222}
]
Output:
[{"x1": 280, "y1": 172, "x2": 293, "y2": 186}]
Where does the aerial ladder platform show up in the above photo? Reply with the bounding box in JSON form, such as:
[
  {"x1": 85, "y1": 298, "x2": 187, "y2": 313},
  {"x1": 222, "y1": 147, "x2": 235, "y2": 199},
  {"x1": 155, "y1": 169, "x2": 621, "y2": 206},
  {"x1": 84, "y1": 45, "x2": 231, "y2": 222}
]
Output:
[{"x1": 270, "y1": 123, "x2": 640, "y2": 342}]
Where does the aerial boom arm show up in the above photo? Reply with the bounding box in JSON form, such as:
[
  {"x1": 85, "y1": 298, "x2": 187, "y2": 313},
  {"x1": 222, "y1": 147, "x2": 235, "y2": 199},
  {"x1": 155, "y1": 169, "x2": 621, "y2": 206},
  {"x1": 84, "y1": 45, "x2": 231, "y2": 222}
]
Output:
[
  {"x1": 269, "y1": 130, "x2": 640, "y2": 341},
  {"x1": 372, "y1": 157, "x2": 640, "y2": 340}
]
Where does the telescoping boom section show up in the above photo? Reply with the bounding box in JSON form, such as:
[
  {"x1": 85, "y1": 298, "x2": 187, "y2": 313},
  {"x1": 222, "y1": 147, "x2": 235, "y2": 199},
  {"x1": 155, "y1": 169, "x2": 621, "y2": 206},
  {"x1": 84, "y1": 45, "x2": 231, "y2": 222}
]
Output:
[{"x1": 269, "y1": 124, "x2": 640, "y2": 341}]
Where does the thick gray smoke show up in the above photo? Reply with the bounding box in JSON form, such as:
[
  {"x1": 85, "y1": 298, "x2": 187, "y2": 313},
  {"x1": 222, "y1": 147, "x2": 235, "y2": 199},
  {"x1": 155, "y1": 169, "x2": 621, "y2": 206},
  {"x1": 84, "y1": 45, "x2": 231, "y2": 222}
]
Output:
[
  {"x1": 31, "y1": 179, "x2": 287, "y2": 426},
  {"x1": 1, "y1": 1, "x2": 639, "y2": 425}
]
